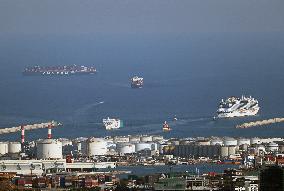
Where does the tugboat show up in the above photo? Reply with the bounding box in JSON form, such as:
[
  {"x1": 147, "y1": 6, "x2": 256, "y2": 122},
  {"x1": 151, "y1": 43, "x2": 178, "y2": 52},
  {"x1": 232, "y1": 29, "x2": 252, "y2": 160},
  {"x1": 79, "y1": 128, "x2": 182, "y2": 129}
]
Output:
[
  {"x1": 162, "y1": 121, "x2": 171, "y2": 132},
  {"x1": 131, "y1": 76, "x2": 143, "y2": 88}
]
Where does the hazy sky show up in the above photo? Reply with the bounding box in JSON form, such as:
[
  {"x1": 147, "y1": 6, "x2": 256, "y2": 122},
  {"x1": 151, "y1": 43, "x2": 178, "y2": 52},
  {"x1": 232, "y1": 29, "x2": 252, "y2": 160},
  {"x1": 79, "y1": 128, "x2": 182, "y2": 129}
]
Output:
[{"x1": 0, "y1": 0, "x2": 284, "y2": 36}]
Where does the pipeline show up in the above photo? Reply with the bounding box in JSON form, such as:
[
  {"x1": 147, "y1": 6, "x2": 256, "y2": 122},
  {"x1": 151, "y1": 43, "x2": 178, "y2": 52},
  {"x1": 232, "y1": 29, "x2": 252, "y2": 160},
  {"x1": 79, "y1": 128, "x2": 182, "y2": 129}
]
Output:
[
  {"x1": 0, "y1": 121, "x2": 61, "y2": 135},
  {"x1": 236, "y1": 118, "x2": 284, "y2": 128}
]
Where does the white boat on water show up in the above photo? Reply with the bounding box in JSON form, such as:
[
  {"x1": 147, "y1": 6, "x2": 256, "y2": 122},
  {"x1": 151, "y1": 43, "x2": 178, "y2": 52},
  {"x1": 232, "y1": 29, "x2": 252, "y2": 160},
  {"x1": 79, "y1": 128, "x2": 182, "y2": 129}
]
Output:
[
  {"x1": 216, "y1": 95, "x2": 260, "y2": 118},
  {"x1": 103, "y1": 117, "x2": 123, "y2": 130}
]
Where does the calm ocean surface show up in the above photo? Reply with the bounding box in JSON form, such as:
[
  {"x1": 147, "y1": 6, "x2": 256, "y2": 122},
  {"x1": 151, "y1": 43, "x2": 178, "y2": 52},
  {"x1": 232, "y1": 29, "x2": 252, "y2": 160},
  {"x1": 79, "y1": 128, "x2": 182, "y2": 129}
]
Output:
[{"x1": 0, "y1": 33, "x2": 284, "y2": 141}]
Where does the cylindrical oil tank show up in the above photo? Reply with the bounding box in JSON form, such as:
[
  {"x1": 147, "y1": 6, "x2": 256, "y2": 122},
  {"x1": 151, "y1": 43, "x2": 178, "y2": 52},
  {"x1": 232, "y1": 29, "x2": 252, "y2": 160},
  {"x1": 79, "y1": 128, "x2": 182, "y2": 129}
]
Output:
[
  {"x1": 59, "y1": 138, "x2": 72, "y2": 146},
  {"x1": 0, "y1": 142, "x2": 8, "y2": 155},
  {"x1": 117, "y1": 143, "x2": 135, "y2": 154},
  {"x1": 237, "y1": 138, "x2": 250, "y2": 146},
  {"x1": 267, "y1": 142, "x2": 278, "y2": 152},
  {"x1": 221, "y1": 146, "x2": 229, "y2": 157},
  {"x1": 87, "y1": 138, "x2": 108, "y2": 156},
  {"x1": 197, "y1": 140, "x2": 211, "y2": 146},
  {"x1": 250, "y1": 137, "x2": 261, "y2": 145},
  {"x1": 228, "y1": 146, "x2": 236, "y2": 155},
  {"x1": 152, "y1": 135, "x2": 164, "y2": 142},
  {"x1": 114, "y1": 136, "x2": 130, "y2": 143},
  {"x1": 140, "y1": 136, "x2": 153, "y2": 142},
  {"x1": 223, "y1": 138, "x2": 237, "y2": 146},
  {"x1": 210, "y1": 139, "x2": 223, "y2": 146},
  {"x1": 129, "y1": 136, "x2": 141, "y2": 143},
  {"x1": 8, "y1": 142, "x2": 21, "y2": 154},
  {"x1": 36, "y1": 139, "x2": 62, "y2": 159},
  {"x1": 135, "y1": 142, "x2": 152, "y2": 152}
]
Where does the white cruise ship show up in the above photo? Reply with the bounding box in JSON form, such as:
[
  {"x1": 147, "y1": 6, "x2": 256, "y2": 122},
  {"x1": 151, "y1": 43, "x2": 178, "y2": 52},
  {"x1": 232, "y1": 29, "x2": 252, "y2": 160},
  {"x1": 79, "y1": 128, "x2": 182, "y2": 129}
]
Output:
[
  {"x1": 103, "y1": 117, "x2": 123, "y2": 130},
  {"x1": 216, "y1": 96, "x2": 260, "y2": 118}
]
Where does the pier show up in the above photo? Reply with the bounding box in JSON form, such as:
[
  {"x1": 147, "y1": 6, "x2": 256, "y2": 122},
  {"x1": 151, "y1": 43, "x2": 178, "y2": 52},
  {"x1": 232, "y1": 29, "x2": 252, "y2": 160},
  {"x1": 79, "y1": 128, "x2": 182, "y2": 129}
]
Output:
[{"x1": 236, "y1": 118, "x2": 284, "y2": 128}]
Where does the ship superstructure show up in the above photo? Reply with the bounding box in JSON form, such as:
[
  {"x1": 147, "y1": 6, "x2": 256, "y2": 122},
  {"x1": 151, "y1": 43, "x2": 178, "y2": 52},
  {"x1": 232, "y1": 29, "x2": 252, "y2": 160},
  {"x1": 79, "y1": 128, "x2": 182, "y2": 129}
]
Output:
[
  {"x1": 131, "y1": 76, "x2": 143, "y2": 88},
  {"x1": 23, "y1": 65, "x2": 96, "y2": 76},
  {"x1": 216, "y1": 96, "x2": 260, "y2": 118},
  {"x1": 162, "y1": 121, "x2": 171, "y2": 132},
  {"x1": 103, "y1": 117, "x2": 123, "y2": 130}
]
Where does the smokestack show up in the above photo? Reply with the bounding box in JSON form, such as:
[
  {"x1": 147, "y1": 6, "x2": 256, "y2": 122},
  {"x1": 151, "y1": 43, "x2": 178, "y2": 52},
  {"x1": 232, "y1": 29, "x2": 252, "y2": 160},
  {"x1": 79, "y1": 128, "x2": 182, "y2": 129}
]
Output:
[
  {"x1": 47, "y1": 124, "x2": 52, "y2": 139},
  {"x1": 21, "y1": 125, "x2": 25, "y2": 144}
]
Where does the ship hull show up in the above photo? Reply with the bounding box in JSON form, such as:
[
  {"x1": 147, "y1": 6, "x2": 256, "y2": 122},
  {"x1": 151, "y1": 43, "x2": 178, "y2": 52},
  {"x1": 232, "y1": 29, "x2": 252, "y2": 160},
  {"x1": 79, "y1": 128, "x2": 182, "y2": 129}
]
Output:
[{"x1": 217, "y1": 108, "x2": 259, "y2": 118}]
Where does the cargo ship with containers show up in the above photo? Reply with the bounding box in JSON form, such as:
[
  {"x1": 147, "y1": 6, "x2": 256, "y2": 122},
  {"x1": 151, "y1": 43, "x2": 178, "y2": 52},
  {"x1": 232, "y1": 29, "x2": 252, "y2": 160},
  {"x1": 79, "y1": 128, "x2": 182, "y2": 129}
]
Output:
[
  {"x1": 131, "y1": 76, "x2": 143, "y2": 88},
  {"x1": 216, "y1": 95, "x2": 260, "y2": 118},
  {"x1": 23, "y1": 65, "x2": 96, "y2": 76}
]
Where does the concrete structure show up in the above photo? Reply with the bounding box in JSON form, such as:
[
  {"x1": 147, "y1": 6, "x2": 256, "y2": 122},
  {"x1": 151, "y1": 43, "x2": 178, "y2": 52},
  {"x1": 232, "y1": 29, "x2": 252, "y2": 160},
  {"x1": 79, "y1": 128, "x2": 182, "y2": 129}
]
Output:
[{"x1": 36, "y1": 139, "x2": 62, "y2": 159}]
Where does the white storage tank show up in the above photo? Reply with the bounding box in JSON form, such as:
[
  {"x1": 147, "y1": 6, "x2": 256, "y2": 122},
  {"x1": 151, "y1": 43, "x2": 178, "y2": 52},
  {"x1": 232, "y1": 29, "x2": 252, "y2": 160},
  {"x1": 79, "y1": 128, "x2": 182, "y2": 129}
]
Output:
[
  {"x1": 59, "y1": 138, "x2": 72, "y2": 146},
  {"x1": 140, "y1": 136, "x2": 153, "y2": 142},
  {"x1": 152, "y1": 135, "x2": 164, "y2": 142},
  {"x1": 197, "y1": 140, "x2": 211, "y2": 146},
  {"x1": 237, "y1": 138, "x2": 251, "y2": 146},
  {"x1": 87, "y1": 138, "x2": 108, "y2": 156},
  {"x1": 0, "y1": 142, "x2": 8, "y2": 155},
  {"x1": 135, "y1": 142, "x2": 152, "y2": 152},
  {"x1": 250, "y1": 137, "x2": 261, "y2": 145},
  {"x1": 117, "y1": 143, "x2": 136, "y2": 154},
  {"x1": 210, "y1": 139, "x2": 223, "y2": 146},
  {"x1": 8, "y1": 142, "x2": 21, "y2": 154},
  {"x1": 114, "y1": 136, "x2": 130, "y2": 143},
  {"x1": 36, "y1": 139, "x2": 62, "y2": 159},
  {"x1": 129, "y1": 136, "x2": 141, "y2": 143},
  {"x1": 267, "y1": 142, "x2": 278, "y2": 152},
  {"x1": 221, "y1": 146, "x2": 229, "y2": 157},
  {"x1": 223, "y1": 138, "x2": 237, "y2": 146},
  {"x1": 228, "y1": 146, "x2": 237, "y2": 155}
]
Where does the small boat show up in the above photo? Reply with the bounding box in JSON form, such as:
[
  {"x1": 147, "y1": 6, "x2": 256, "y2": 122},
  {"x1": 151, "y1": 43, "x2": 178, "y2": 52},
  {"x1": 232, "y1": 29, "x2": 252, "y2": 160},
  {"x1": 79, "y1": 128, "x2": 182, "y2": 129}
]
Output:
[{"x1": 162, "y1": 121, "x2": 171, "y2": 132}]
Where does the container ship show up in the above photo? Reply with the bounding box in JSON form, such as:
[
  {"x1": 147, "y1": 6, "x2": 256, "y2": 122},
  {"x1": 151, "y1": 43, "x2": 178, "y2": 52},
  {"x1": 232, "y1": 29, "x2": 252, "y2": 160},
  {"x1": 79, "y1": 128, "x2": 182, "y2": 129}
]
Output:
[
  {"x1": 131, "y1": 76, "x2": 143, "y2": 88},
  {"x1": 103, "y1": 117, "x2": 123, "y2": 130},
  {"x1": 216, "y1": 96, "x2": 260, "y2": 118},
  {"x1": 23, "y1": 65, "x2": 96, "y2": 76}
]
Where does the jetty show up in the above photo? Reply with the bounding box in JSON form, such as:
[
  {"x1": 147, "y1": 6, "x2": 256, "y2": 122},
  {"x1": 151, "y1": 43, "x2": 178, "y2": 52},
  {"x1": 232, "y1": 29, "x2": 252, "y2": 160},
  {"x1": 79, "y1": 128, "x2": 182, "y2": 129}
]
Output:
[{"x1": 236, "y1": 118, "x2": 284, "y2": 128}]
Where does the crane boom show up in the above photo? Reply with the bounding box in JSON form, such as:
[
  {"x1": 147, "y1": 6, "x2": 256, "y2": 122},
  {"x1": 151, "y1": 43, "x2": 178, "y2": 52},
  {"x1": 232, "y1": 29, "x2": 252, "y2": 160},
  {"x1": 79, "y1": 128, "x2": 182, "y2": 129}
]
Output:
[{"x1": 0, "y1": 121, "x2": 61, "y2": 135}]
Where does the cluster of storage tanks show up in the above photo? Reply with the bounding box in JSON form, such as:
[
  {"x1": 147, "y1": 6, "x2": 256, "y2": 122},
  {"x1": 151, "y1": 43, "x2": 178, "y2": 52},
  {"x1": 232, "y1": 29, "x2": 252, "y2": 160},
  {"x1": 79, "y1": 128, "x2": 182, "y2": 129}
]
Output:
[
  {"x1": 167, "y1": 137, "x2": 284, "y2": 158},
  {"x1": 1, "y1": 136, "x2": 284, "y2": 160},
  {"x1": 0, "y1": 142, "x2": 22, "y2": 155}
]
